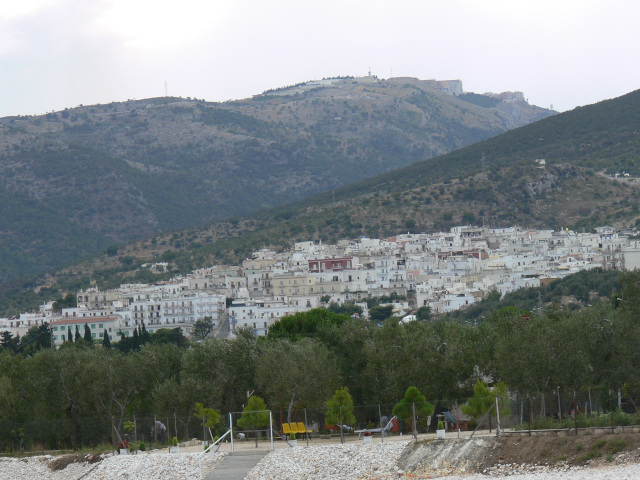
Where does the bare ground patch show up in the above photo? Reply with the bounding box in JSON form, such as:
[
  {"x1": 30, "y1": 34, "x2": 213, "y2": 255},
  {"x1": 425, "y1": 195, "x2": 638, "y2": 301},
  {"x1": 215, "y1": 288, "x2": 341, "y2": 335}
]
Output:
[
  {"x1": 400, "y1": 432, "x2": 640, "y2": 477},
  {"x1": 47, "y1": 453, "x2": 102, "y2": 471}
]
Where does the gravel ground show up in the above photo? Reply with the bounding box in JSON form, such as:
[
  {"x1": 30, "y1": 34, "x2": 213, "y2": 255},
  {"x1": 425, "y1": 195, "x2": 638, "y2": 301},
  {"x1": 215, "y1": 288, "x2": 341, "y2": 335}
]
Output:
[
  {"x1": 0, "y1": 451, "x2": 223, "y2": 480},
  {"x1": 245, "y1": 440, "x2": 411, "y2": 480},
  {"x1": 3, "y1": 437, "x2": 640, "y2": 480},
  {"x1": 443, "y1": 464, "x2": 640, "y2": 479}
]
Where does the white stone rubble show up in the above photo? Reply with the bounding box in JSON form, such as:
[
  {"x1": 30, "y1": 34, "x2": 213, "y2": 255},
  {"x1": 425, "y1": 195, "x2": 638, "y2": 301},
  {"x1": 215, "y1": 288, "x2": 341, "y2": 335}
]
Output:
[
  {"x1": 5, "y1": 443, "x2": 640, "y2": 480},
  {"x1": 245, "y1": 441, "x2": 409, "y2": 480},
  {"x1": 0, "y1": 452, "x2": 222, "y2": 480}
]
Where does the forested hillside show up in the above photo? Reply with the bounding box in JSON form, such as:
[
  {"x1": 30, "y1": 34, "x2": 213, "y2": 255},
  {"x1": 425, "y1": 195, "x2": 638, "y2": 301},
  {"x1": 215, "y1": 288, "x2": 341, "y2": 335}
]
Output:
[
  {"x1": 0, "y1": 77, "x2": 551, "y2": 285},
  {"x1": 2, "y1": 89, "x2": 640, "y2": 315}
]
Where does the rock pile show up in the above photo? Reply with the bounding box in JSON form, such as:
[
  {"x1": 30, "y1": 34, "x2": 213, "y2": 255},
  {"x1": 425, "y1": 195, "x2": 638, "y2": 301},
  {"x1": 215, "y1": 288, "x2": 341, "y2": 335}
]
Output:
[
  {"x1": 245, "y1": 441, "x2": 410, "y2": 480},
  {"x1": 0, "y1": 451, "x2": 223, "y2": 480}
]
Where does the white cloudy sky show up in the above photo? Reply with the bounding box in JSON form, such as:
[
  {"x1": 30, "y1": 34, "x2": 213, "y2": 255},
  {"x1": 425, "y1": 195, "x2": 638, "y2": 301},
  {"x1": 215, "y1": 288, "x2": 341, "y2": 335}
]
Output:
[{"x1": 1, "y1": 0, "x2": 638, "y2": 117}]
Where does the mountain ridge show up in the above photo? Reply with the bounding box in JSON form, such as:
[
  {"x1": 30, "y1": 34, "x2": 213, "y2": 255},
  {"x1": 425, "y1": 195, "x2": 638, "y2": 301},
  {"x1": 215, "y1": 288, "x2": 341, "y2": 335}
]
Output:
[
  {"x1": 0, "y1": 88, "x2": 638, "y2": 315},
  {"x1": 0, "y1": 77, "x2": 553, "y2": 285}
]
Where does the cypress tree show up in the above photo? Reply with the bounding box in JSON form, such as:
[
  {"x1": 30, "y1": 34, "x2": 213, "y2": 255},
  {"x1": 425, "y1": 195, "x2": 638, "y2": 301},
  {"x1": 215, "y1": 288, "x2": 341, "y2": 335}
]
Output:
[
  {"x1": 67, "y1": 326, "x2": 73, "y2": 342},
  {"x1": 141, "y1": 320, "x2": 151, "y2": 344},
  {"x1": 133, "y1": 328, "x2": 139, "y2": 350},
  {"x1": 75, "y1": 325, "x2": 80, "y2": 342},
  {"x1": 84, "y1": 323, "x2": 92, "y2": 343},
  {"x1": 102, "y1": 329, "x2": 111, "y2": 349}
]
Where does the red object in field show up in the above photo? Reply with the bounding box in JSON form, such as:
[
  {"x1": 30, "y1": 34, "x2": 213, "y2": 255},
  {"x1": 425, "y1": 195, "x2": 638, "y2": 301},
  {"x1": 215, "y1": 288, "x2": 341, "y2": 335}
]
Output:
[{"x1": 391, "y1": 417, "x2": 399, "y2": 432}]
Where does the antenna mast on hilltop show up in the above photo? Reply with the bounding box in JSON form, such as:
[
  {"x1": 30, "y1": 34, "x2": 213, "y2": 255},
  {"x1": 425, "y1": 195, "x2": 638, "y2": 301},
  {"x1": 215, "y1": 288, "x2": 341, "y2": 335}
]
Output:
[
  {"x1": 165, "y1": 81, "x2": 168, "y2": 97},
  {"x1": 481, "y1": 153, "x2": 487, "y2": 174}
]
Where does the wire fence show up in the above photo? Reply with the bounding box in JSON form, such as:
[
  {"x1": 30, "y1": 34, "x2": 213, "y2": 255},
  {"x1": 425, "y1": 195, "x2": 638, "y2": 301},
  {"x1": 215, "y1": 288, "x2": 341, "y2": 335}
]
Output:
[{"x1": 3, "y1": 387, "x2": 640, "y2": 453}]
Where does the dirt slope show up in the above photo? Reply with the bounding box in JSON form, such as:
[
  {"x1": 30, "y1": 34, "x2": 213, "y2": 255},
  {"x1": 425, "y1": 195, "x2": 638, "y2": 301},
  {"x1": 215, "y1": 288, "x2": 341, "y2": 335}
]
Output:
[{"x1": 399, "y1": 431, "x2": 640, "y2": 477}]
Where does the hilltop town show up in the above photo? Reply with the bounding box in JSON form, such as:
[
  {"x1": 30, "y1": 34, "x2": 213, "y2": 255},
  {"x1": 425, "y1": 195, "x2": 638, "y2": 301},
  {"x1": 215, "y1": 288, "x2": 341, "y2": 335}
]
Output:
[{"x1": 2, "y1": 224, "x2": 637, "y2": 346}]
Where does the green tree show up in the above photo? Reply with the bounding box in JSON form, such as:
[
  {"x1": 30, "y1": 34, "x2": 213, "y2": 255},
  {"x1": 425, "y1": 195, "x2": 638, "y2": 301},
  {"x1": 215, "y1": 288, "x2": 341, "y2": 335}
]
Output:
[
  {"x1": 462, "y1": 380, "x2": 510, "y2": 432},
  {"x1": 193, "y1": 316, "x2": 214, "y2": 341},
  {"x1": 369, "y1": 305, "x2": 394, "y2": 323},
  {"x1": 327, "y1": 302, "x2": 363, "y2": 316},
  {"x1": 74, "y1": 325, "x2": 80, "y2": 342},
  {"x1": 267, "y1": 309, "x2": 351, "y2": 340},
  {"x1": 237, "y1": 396, "x2": 270, "y2": 447},
  {"x1": 52, "y1": 293, "x2": 77, "y2": 310},
  {"x1": 83, "y1": 324, "x2": 92, "y2": 343},
  {"x1": 256, "y1": 338, "x2": 341, "y2": 426},
  {"x1": 416, "y1": 306, "x2": 432, "y2": 321},
  {"x1": 1, "y1": 331, "x2": 19, "y2": 353},
  {"x1": 194, "y1": 402, "x2": 221, "y2": 441},
  {"x1": 325, "y1": 387, "x2": 356, "y2": 444},
  {"x1": 17, "y1": 324, "x2": 51, "y2": 355},
  {"x1": 150, "y1": 328, "x2": 188, "y2": 347},
  {"x1": 102, "y1": 329, "x2": 111, "y2": 349},
  {"x1": 140, "y1": 321, "x2": 151, "y2": 345},
  {"x1": 392, "y1": 386, "x2": 434, "y2": 439}
]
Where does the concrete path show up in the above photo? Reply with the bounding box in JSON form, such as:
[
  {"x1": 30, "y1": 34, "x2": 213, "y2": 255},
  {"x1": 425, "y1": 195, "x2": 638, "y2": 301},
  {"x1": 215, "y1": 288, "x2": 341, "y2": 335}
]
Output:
[{"x1": 205, "y1": 450, "x2": 268, "y2": 480}]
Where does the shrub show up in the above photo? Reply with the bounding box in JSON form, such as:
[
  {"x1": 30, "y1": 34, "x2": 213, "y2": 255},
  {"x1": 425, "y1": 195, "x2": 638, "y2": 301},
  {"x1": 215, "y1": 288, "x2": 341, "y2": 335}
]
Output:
[
  {"x1": 171, "y1": 436, "x2": 178, "y2": 447},
  {"x1": 289, "y1": 432, "x2": 296, "y2": 440},
  {"x1": 138, "y1": 442, "x2": 146, "y2": 451},
  {"x1": 437, "y1": 421, "x2": 444, "y2": 430},
  {"x1": 613, "y1": 409, "x2": 632, "y2": 426},
  {"x1": 608, "y1": 438, "x2": 627, "y2": 454}
]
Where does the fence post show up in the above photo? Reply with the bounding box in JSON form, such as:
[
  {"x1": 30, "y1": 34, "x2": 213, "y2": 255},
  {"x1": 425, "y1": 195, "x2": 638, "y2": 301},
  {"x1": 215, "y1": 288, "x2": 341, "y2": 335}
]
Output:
[
  {"x1": 112, "y1": 416, "x2": 116, "y2": 454},
  {"x1": 557, "y1": 386, "x2": 562, "y2": 421},
  {"x1": 618, "y1": 389, "x2": 622, "y2": 411},
  {"x1": 134, "y1": 415, "x2": 137, "y2": 453},
  {"x1": 412, "y1": 403, "x2": 417, "y2": 440},
  {"x1": 378, "y1": 405, "x2": 383, "y2": 444},
  {"x1": 339, "y1": 406, "x2": 344, "y2": 445},
  {"x1": 527, "y1": 397, "x2": 531, "y2": 437},
  {"x1": 609, "y1": 390, "x2": 614, "y2": 433},
  {"x1": 270, "y1": 410, "x2": 274, "y2": 451},
  {"x1": 229, "y1": 412, "x2": 234, "y2": 452},
  {"x1": 573, "y1": 389, "x2": 578, "y2": 435},
  {"x1": 304, "y1": 408, "x2": 309, "y2": 448},
  {"x1": 495, "y1": 397, "x2": 501, "y2": 437},
  {"x1": 174, "y1": 412, "x2": 178, "y2": 442}
]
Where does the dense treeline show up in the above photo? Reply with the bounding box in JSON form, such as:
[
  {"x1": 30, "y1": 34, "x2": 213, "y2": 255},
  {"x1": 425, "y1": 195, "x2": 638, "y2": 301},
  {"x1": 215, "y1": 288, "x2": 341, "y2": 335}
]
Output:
[{"x1": 2, "y1": 271, "x2": 640, "y2": 451}]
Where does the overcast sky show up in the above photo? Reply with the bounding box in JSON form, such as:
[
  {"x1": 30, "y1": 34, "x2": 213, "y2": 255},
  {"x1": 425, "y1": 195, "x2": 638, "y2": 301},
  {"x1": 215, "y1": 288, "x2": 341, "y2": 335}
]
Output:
[{"x1": 1, "y1": 0, "x2": 638, "y2": 118}]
